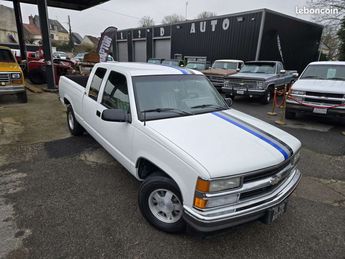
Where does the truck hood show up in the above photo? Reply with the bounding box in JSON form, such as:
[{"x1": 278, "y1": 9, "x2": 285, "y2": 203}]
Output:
[
  {"x1": 147, "y1": 109, "x2": 300, "y2": 178},
  {"x1": 227, "y1": 73, "x2": 274, "y2": 80},
  {"x1": 202, "y1": 68, "x2": 238, "y2": 76},
  {"x1": 292, "y1": 79, "x2": 345, "y2": 94},
  {"x1": 0, "y1": 62, "x2": 21, "y2": 72}
]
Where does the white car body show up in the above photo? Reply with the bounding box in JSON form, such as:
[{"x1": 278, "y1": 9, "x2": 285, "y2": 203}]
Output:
[
  {"x1": 59, "y1": 62, "x2": 301, "y2": 232},
  {"x1": 287, "y1": 61, "x2": 345, "y2": 117}
]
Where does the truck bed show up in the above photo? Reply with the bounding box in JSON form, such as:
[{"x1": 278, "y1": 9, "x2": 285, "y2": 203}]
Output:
[{"x1": 65, "y1": 75, "x2": 89, "y2": 88}]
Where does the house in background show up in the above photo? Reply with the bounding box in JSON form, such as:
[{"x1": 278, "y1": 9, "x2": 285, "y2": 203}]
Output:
[
  {"x1": 0, "y1": 5, "x2": 18, "y2": 43},
  {"x1": 23, "y1": 16, "x2": 42, "y2": 44},
  {"x1": 80, "y1": 35, "x2": 99, "y2": 50},
  {"x1": 72, "y1": 32, "x2": 83, "y2": 45}
]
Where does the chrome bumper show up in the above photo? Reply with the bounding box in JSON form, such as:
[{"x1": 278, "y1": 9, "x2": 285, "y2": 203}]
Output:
[
  {"x1": 184, "y1": 168, "x2": 301, "y2": 232},
  {"x1": 0, "y1": 85, "x2": 26, "y2": 95}
]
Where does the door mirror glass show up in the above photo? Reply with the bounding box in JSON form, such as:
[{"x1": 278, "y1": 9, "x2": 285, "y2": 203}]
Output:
[
  {"x1": 292, "y1": 72, "x2": 299, "y2": 78},
  {"x1": 224, "y1": 97, "x2": 233, "y2": 107},
  {"x1": 101, "y1": 109, "x2": 130, "y2": 122}
]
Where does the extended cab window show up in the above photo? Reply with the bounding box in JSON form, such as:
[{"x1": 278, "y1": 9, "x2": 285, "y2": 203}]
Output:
[
  {"x1": 88, "y1": 68, "x2": 106, "y2": 101},
  {"x1": 101, "y1": 71, "x2": 130, "y2": 112}
]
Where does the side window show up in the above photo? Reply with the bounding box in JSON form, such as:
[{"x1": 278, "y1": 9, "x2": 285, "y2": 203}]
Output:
[
  {"x1": 88, "y1": 67, "x2": 106, "y2": 101},
  {"x1": 101, "y1": 71, "x2": 130, "y2": 112}
]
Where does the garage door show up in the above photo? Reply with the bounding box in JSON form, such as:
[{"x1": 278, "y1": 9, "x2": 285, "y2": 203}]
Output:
[
  {"x1": 117, "y1": 41, "x2": 128, "y2": 62},
  {"x1": 154, "y1": 39, "x2": 171, "y2": 59},
  {"x1": 133, "y1": 40, "x2": 147, "y2": 62}
]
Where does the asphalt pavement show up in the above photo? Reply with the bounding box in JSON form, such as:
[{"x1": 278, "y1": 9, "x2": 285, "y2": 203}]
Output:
[{"x1": 0, "y1": 92, "x2": 344, "y2": 259}]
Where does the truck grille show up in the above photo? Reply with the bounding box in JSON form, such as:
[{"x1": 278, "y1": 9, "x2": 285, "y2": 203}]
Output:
[
  {"x1": 0, "y1": 73, "x2": 10, "y2": 83},
  {"x1": 305, "y1": 91, "x2": 344, "y2": 105},
  {"x1": 228, "y1": 79, "x2": 257, "y2": 89},
  {"x1": 207, "y1": 76, "x2": 224, "y2": 86}
]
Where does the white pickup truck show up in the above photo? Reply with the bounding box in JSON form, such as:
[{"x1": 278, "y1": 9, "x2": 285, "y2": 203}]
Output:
[
  {"x1": 59, "y1": 62, "x2": 302, "y2": 233},
  {"x1": 286, "y1": 61, "x2": 345, "y2": 119}
]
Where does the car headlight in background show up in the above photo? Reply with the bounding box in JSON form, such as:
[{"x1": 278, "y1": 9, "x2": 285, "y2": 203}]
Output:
[
  {"x1": 11, "y1": 73, "x2": 21, "y2": 79},
  {"x1": 224, "y1": 80, "x2": 230, "y2": 87},
  {"x1": 256, "y1": 81, "x2": 264, "y2": 89},
  {"x1": 291, "y1": 90, "x2": 305, "y2": 95}
]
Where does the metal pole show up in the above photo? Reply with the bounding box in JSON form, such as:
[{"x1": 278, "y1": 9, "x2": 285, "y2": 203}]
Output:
[
  {"x1": 13, "y1": 0, "x2": 27, "y2": 63},
  {"x1": 37, "y1": 0, "x2": 56, "y2": 89}
]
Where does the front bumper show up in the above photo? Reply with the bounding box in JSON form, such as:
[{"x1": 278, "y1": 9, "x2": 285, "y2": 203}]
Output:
[
  {"x1": 222, "y1": 86, "x2": 266, "y2": 97},
  {"x1": 183, "y1": 168, "x2": 301, "y2": 232},
  {"x1": 286, "y1": 102, "x2": 345, "y2": 117},
  {"x1": 0, "y1": 85, "x2": 26, "y2": 95}
]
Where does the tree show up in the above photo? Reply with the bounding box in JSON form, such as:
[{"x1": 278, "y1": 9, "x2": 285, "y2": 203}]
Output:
[
  {"x1": 337, "y1": 18, "x2": 345, "y2": 60},
  {"x1": 197, "y1": 11, "x2": 217, "y2": 19},
  {"x1": 139, "y1": 16, "x2": 155, "y2": 27},
  {"x1": 161, "y1": 14, "x2": 185, "y2": 24}
]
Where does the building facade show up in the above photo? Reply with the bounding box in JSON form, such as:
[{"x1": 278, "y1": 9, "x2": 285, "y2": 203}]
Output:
[{"x1": 0, "y1": 5, "x2": 18, "y2": 43}]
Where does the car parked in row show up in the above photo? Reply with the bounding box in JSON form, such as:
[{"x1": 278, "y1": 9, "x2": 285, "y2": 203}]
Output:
[
  {"x1": 286, "y1": 61, "x2": 345, "y2": 119},
  {"x1": 223, "y1": 61, "x2": 298, "y2": 104},
  {"x1": 0, "y1": 46, "x2": 27, "y2": 102},
  {"x1": 202, "y1": 59, "x2": 244, "y2": 92},
  {"x1": 59, "y1": 62, "x2": 302, "y2": 233}
]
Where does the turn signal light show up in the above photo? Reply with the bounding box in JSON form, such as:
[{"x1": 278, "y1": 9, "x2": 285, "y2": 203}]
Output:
[
  {"x1": 194, "y1": 197, "x2": 207, "y2": 209},
  {"x1": 196, "y1": 178, "x2": 210, "y2": 192}
]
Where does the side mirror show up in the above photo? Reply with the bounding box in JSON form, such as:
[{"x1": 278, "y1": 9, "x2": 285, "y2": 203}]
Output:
[
  {"x1": 280, "y1": 69, "x2": 286, "y2": 74},
  {"x1": 292, "y1": 72, "x2": 299, "y2": 78},
  {"x1": 224, "y1": 97, "x2": 233, "y2": 107},
  {"x1": 236, "y1": 68, "x2": 240, "y2": 72},
  {"x1": 101, "y1": 109, "x2": 131, "y2": 123}
]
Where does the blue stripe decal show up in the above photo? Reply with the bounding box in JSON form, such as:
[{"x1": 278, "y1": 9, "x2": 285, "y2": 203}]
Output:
[
  {"x1": 160, "y1": 64, "x2": 189, "y2": 74},
  {"x1": 212, "y1": 112, "x2": 289, "y2": 160}
]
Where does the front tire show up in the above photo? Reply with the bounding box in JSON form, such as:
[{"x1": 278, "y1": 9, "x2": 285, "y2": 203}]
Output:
[
  {"x1": 138, "y1": 174, "x2": 186, "y2": 233},
  {"x1": 67, "y1": 105, "x2": 84, "y2": 136},
  {"x1": 260, "y1": 88, "x2": 272, "y2": 104}
]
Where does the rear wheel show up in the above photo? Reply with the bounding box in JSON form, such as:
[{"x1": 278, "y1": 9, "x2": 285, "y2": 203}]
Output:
[
  {"x1": 17, "y1": 91, "x2": 27, "y2": 103},
  {"x1": 67, "y1": 105, "x2": 84, "y2": 136},
  {"x1": 138, "y1": 174, "x2": 186, "y2": 233}
]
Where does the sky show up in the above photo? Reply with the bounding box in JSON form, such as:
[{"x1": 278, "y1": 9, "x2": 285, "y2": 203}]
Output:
[{"x1": 0, "y1": 0, "x2": 312, "y2": 37}]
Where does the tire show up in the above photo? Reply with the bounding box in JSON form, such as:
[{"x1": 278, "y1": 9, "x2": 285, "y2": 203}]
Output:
[
  {"x1": 285, "y1": 110, "x2": 296, "y2": 119},
  {"x1": 260, "y1": 88, "x2": 272, "y2": 104},
  {"x1": 66, "y1": 105, "x2": 84, "y2": 136},
  {"x1": 28, "y1": 69, "x2": 46, "y2": 84},
  {"x1": 138, "y1": 174, "x2": 186, "y2": 233},
  {"x1": 17, "y1": 91, "x2": 27, "y2": 103}
]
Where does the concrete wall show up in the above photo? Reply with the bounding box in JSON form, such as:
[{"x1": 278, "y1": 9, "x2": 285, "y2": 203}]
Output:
[{"x1": 0, "y1": 5, "x2": 18, "y2": 43}]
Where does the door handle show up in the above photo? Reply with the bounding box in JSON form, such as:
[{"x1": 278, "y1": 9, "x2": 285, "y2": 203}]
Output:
[{"x1": 96, "y1": 110, "x2": 101, "y2": 117}]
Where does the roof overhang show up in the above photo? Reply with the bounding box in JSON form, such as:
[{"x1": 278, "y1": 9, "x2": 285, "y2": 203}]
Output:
[{"x1": 4, "y1": 0, "x2": 109, "y2": 10}]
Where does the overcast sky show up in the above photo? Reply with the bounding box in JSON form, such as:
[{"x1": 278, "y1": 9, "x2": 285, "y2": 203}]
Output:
[{"x1": 0, "y1": 0, "x2": 312, "y2": 36}]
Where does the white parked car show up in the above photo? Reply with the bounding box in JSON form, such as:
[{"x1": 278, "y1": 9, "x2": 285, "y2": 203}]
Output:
[
  {"x1": 59, "y1": 62, "x2": 301, "y2": 233},
  {"x1": 286, "y1": 61, "x2": 345, "y2": 119}
]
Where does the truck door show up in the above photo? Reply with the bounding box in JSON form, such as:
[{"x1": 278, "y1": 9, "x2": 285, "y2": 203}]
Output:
[
  {"x1": 82, "y1": 67, "x2": 107, "y2": 135},
  {"x1": 276, "y1": 62, "x2": 285, "y2": 86},
  {"x1": 93, "y1": 70, "x2": 134, "y2": 169}
]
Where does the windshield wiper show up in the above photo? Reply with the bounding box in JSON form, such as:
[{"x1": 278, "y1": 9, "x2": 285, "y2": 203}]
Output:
[
  {"x1": 302, "y1": 75, "x2": 323, "y2": 79},
  {"x1": 191, "y1": 104, "x2": 227, "y2": 110},
  {"x1": 328, "y1": 77, "x2": 345, "y2": 81},
  {"x1": 141, "y1": 108, "x2": 192, "y2": 125}
]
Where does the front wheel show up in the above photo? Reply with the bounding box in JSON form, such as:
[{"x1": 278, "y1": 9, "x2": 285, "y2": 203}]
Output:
[
  {"x1": 260, "y1": 88, "x2": 272, "y2": 104},
  {"x1": 138, "y1": 175, "x2": 186, "y2": 233}
]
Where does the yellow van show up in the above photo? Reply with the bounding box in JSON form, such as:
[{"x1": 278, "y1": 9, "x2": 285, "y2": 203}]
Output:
[{"x1": 0, "y1": 46, "x2": 27, "y2": 102}]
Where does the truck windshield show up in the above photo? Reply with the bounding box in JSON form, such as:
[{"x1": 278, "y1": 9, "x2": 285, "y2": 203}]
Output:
[
  {"x1": 0, "y1": 49, "x2": 15, "y2": 62},
  {"x1": 212, "y1": 61, "x2": 237, "y2": 70},
  {"x1": 132, "y1": 75, "x2": 228, "y2": 121},
  {"x1": 300, "y1": 65, "x2": 345, "y2": 81},
  {"x1": 186, "y1": 63, "x2": 206, "y2": 70},
  {"x1": 241, "y1": 63, "x2": 275, "y2": 74}
]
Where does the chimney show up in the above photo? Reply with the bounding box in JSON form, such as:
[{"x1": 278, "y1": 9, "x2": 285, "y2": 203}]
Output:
[{"x1": 29, "y1": 15, "x2": 34, "y2": 25}]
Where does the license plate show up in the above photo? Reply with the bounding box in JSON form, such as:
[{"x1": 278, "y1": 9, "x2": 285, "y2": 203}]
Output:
[
  {"x1": 313, "y1": 108, "x2": 327, "y2": 114},
  {"x1": 237, "y1": 90, "x2": 244, "y2": 95},
  {"x1": 262, "y1": 201, "x2": 288, "y2": 224}
]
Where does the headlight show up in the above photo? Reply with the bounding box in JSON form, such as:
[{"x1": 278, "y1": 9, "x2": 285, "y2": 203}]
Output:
[
  {"x1": 11, "y1": 73, "x2": 21, "y2": 79},
  {"x1": 224, "y1": 80, "x2": 230, "y2": 87},
  {"x1": 206, "y1": 193, "x2": 239, "y2": 208},
  {"x1": 256, "y1": 81, "x2": 264, "y2": 88},
  {"x1": 209, "y1": 177, "x2": 241, "y2": 192},
  {"x1": 291, "y1": 90, "x2": 305, "y2": 95}
]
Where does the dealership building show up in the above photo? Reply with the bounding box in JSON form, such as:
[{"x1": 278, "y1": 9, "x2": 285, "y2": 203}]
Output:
[{"x1": 115, "y1": 9, "x2": 323, "y2": 73}]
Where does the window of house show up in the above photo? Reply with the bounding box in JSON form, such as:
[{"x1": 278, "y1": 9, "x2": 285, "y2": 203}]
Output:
[{"x1": 88, "y1": 67, "x2": 107, "y2": 101}]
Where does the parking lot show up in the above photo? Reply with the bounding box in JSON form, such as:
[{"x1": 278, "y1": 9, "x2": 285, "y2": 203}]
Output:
[{"x1": 0, "y1": 89, "x2": 344, "y2": 258}]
